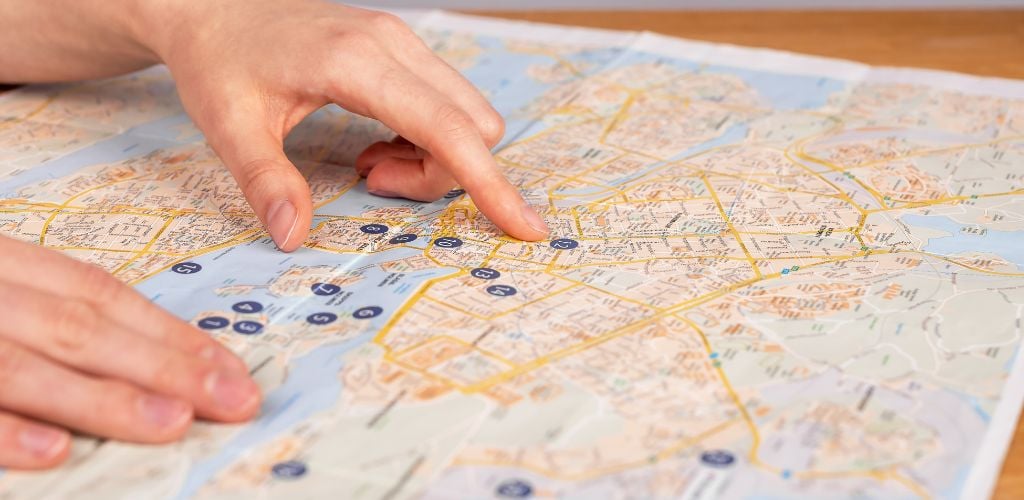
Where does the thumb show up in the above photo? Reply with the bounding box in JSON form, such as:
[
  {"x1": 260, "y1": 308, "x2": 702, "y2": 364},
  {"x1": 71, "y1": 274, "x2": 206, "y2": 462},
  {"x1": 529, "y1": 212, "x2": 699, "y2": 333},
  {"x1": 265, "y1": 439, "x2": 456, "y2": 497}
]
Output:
[{"x1": 206, "y1": 124, "x2": 313, "y2": 253}]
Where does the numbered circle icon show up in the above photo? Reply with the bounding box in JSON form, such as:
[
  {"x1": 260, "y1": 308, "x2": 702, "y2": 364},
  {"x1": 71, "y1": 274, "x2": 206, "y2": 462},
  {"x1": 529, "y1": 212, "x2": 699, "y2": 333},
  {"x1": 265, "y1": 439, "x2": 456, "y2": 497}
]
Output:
[
  {"x1": 197, "y1": 316, "x2": 230, "y2": 330},
  {"x1": 171, "y1": 262, "x2": 202, "y2": 274},
  {"x1": 231, "y1": 301, "x2": 264, "y2": 314},
  {"x1": 232, "y1": 320, "x2": 264, "y2": 335},
  {"x1": 496, "y1": 479, "x2": 533, "y2": 498},
  {"x1": 311, "y1": 283, "x2": 341, "y2": 296},
  {"x1": 353, "y1": 306, "x2": 383, "y2": 319},
  {"x1": 470, "y1": 267, "x2": 501, "y2": 280},
  {"x1": 271, "y1": 460, "x2": 307, "y2": 480},
  {"x1": 433, "y1": 237, "x2": 464, "y2": 249},
  {"x1": 360, "y1": 223, "x2": 389, "y2": 234},
  {"x1": 388, "y1": 233, "x2": 418, "y2": 244},
  {"x1": 549, "y1": 238, "x2": 579, "y2": 250},
  {"x1": 700, "y1": 449, "x2": 736, "y2": 468},
  {"x1": 486, "y1": 284, "x2": 517, "y2": 297},
  {"x1": 306, "y1": 312, "x2": 338, "y2": 325},
  {"x1": 443, "y1": 188, "x2": 466, "y2": 199}
]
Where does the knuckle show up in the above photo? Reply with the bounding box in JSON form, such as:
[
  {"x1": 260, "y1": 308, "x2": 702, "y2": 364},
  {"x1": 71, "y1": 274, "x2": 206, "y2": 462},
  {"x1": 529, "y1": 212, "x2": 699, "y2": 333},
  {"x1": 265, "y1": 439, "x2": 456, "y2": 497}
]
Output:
[
  {"x1": 96, "y1": 383, "x2": 139, "y2": 426},
  {"x1": 332, "y1": 30, "x2": 378, "y2": 55},
  {"x1": 77, "y1": 263, "x2": 124, "y2": 303},
  {"x1": 434, "y1": 104, "x2": 478, "y2": 145},
  {"x1": 50, "y1": 300, "x2": 99, "y2": 357},
  {"x1": 150, "y1": 354, "x2": 192, "y2": 393},
  {"x1": 368, "y1": 12, "x2": 408, "y2": 34},
  {"x1": 0, "y1": 341, "x2": 26, "y2": 388},
  {"x1": 478, "y1": 111, "x2": 506, "y2": 147},
  {"x1": 238, "y1": 159, "x2": 287, "y2": 200},
  {"x1": 375, "y1": 66, "x2": 408, "y2": 94}
]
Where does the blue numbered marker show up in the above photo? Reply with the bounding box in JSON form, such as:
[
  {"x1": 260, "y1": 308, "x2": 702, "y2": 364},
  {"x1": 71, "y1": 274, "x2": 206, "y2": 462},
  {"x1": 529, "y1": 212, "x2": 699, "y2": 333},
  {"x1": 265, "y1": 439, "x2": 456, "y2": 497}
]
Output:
[
  {"x1": 496, "y1": 479, "x2": 533, "y2": 498},
  {"x1": 388, "y1": 233, "x2": 418, "y2": 244},
  {"x1": 700, "y1": 450, "x2": 736, "y2": 468},
  {"x1": 306, "y1": 312, "x2": 338, "y2": 325},
  {"x1": 197, "y1": 316, "x2": 230, "y2": 330},
  {"x1": 271, "y1": 460, "x2": 307, "y2": 480},
  {"x1": 353, "y1": 306, "x2": 383, "y2": 319},
  {"x1": 443, "y1": 188, "x2": 466, "y2": 199},
  {"x1": 549, "y1": 238, "x2": 579, "y2": 250},
  {"x1": 470, "y1": 267, "x2": 501, "y2": 280},
  {"x1": 233, "y1": 320, "x2": 264, "y2": 335},
  {"x1": 486, "y1": 284, "x2": 517, "y2": 297},
  {"x1": 360, "y1": 223, "x2": 389, "y2": 234},
  {"x1": 171, "y1": 262, "x2": 202, "y2": 274},
  {"x1": 311, "y1": 283, "x2": 341, "y2": 296},
  {"x1": 433, "y1": 237, "x2": 463, "y2": 249},
  {"x1": 232, "y1": 301, "x2": 264, "y2": 314}
]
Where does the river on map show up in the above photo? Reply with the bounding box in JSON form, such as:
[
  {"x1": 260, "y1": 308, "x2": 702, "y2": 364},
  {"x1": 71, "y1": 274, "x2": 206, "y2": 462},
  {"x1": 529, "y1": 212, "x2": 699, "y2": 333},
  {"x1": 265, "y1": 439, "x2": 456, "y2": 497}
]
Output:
[
  {"x1": 902, "y1": 214, "x2": 1024, "y2": 268},
  {"x1": 0, "y1": 113, "x2": 199, "y2": 196},
  {"x1": 132, "y1": 237, "x2": 456, "y2": 498}
]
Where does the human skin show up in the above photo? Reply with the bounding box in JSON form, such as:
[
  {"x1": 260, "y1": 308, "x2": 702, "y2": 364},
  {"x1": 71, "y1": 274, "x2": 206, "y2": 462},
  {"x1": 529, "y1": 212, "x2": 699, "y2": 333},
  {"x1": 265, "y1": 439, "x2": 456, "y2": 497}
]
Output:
[{"x1": 0, "y1": 0, "x2": 548, "y2": 469}]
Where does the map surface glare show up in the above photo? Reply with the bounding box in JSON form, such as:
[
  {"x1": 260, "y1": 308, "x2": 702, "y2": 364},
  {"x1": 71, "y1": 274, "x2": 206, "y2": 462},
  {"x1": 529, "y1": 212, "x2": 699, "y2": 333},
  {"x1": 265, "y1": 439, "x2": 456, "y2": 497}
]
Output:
[{"x1": 2, "y1": 11, "x2": 1024, "y2": 500}]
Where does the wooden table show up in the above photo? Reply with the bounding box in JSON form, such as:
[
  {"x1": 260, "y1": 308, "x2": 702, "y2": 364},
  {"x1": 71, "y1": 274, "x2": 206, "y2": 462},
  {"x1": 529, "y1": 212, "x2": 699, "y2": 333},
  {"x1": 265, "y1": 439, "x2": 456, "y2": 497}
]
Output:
[
  {"x1": 2, "y1": 8, "x2": 1022, "y2": 499},
  {"x1": 474, "y1": 10, "x2": 1024, "y2": 499}
]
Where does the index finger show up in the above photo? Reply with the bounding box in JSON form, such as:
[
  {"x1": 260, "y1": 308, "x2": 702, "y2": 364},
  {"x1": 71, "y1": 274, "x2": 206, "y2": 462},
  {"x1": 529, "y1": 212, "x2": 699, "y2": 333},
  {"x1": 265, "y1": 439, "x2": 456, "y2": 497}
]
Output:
[{"x1": 334, "y1": 66, "x2": 549, "y2": 241}]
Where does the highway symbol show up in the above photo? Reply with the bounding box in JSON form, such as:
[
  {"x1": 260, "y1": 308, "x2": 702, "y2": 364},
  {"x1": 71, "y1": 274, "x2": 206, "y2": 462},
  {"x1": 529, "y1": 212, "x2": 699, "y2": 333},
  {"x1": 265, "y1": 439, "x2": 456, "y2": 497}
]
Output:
[
  {"x1": 171, "y1": 262, "x2": 202, "y2": 274},
  {"x1": 271, "y1": 460, "x2": 307, "y2": 479},
  {"x1": 231, "y1": 301, "x2": 264, "y2": 314},
  {"x1": 306, "y1": 312, "x2": 338, "y2": 325},
  {"x1": 549, "y1": 238, "x2": 579, "y2": 250},
  {"x1": 496, "y1": 479, "x2": 533, "y2": 498},
  {"x1": 353, "y1": 306, "x2": 383, "y2": 319},
  {"x1": 197, "y1": 316, "x2": 229, "y2": 330},
  {"x1": 700, "y1": 449, "x2": 736, "y2": 468},
  {"x1": 486, "y1": 284, "x2": 517, "y2": 297},
  {"x1": 470, "y1": 267, "x2": 501, "y2": 280},
  {"x1": 389, "y1": 233, "x2": 417, "y2": 244},
  {"x1": 232, "y1": 320, "x2": 264, "y2": 335},
  {"x1": 360, "y1": 223, "x2": 389, "y2": 234},
  {"x1": 311, "y1": 283, "x2": 341, "y2": 296},
  {"x1": 433, "y1": 237, "x2": 463, "y2": 249}
]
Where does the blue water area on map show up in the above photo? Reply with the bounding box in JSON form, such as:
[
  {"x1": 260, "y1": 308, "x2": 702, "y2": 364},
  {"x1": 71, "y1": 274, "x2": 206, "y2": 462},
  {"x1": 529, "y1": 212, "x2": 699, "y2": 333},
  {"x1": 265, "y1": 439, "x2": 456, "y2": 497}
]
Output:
[
  {"x1": 175, "y1": 331, "x2": 372, "y2": 498},
  {"x1": 136, "y1": 239, "x2": 454, "y2": 325},
  {"x1": 463, "y1": 39, "x2": 625, "y2": 148},
  {"x1": 0, "y1": 113, "x2": 195, "y2": 196},
  {"x1": 969, "y1": 396, "x2": 992, "y2": 422},
  {"x1": 551, "y1": 123, "x2": 750, "y2": 201},
  {"x1": 902, "y1": 214, "x2": 1024, "y2": 267},
  {"x1": 703, "y1": 65, "x2": 846, "y2": 110},
  {"x1": 621, "y1": 123, "x2": 750, "y2": 186},
  {"x1": 134, "y1": 238, "x2": 457, "y2": 497},
  {"x1": 593, "y1": 48, "x2": 845, "y2": 111},
  {"x1": 314, "y1": 183, "x2": 453, "y2": 219}
]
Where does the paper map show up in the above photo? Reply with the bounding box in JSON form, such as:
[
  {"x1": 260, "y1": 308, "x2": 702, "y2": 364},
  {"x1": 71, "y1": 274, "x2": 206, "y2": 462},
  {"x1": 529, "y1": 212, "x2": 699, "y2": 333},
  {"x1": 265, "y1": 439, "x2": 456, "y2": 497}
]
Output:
[{"x1": 2, "y1": 10, "x2": 1024, "y2": 500}]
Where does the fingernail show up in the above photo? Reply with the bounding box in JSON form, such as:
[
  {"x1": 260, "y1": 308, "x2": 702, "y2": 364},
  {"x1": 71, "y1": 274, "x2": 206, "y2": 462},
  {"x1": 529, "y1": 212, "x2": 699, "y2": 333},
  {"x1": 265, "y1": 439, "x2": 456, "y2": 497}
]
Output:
[
  {"x1": 205, "y1": 371, "x2": 259, "y2": 412},
  {"x1": 521, "y1": 204, "x2": 549, "y2": 235},
  {"x1": 266, "y1": 200, "x2": 298, "y2": 250},
  {"x1": 137, "y1": 394, "x2": 191, "y2": 428},
  {"x1": 368, "y1": 189, "x2": 400, "y2": 198},
  {"x1": 18, "y1": 425, "x2": 67, "y2": 458}
]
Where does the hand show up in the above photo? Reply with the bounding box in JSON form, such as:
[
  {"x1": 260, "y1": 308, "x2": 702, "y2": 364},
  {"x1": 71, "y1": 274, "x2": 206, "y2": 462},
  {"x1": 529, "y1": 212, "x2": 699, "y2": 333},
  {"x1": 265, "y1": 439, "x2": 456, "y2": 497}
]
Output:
[
  {"x1": 137, "y1": 0, "x2": 550, "y2": 251},
  {"x1": 0, "y1": 236, "x2": 260, "y2": 469}
]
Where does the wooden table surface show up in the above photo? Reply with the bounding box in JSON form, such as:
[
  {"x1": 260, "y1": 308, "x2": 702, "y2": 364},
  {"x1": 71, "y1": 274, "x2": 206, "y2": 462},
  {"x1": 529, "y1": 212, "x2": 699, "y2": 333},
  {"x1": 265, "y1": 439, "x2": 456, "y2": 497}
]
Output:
[
  {"x1": 475, "y1": 9, "x2": 1024, "y2": 499},
  {"x1": 2, "y1": 8, "x2": 1023, "y2": 499}
]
